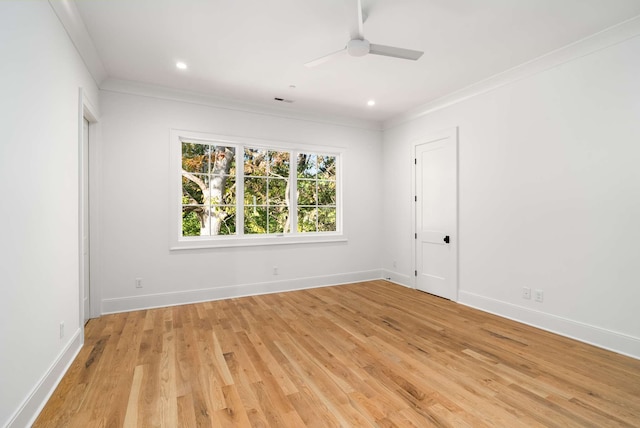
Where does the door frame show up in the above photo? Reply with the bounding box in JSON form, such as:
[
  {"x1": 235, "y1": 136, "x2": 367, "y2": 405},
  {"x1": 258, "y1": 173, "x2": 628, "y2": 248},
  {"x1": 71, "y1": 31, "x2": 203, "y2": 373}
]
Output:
[
  {"x1": 411, "y1": 127, "x2": 459, "y2": 301},
  {"x1": 78, "y1": 88, "x2": 101, "y2": 336}
]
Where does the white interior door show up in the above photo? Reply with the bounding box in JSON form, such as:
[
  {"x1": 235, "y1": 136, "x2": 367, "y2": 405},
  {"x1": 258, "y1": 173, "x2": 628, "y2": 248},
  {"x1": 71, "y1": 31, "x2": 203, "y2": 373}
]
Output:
[
  {"x1": 415, "y1": 129, "x2": 458, "y2": 300},
  {"x1": 82, "y1": 117, "x2": 91, "y2": 322}
]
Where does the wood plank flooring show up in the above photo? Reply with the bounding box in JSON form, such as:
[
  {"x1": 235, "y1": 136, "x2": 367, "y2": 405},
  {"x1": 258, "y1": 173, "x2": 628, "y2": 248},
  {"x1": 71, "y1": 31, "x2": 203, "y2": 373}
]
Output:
[{"x1": 35, "y1": 280, "x2": 640, "y2": 427}]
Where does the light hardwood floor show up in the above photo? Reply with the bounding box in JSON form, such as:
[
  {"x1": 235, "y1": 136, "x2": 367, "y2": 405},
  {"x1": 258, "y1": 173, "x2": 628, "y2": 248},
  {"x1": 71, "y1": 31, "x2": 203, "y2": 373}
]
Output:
[{"x1": 35, "y1": 280, "x2": 640, "y2": 427}]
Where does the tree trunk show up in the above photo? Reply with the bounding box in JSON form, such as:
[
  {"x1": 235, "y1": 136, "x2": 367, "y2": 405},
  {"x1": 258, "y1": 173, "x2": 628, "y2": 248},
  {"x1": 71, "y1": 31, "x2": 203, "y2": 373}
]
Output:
[
  {"x1": 182, "y1": 146, "x2": 234, "y2": 236},
  {"x1": 209, "y1": 147, "x2": 234, "y2": 235}
]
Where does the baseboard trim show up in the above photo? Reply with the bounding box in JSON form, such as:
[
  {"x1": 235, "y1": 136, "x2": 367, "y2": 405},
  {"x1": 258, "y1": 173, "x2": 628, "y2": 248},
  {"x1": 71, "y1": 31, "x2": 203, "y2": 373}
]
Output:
[
  {"x1": 381, "y1": 269, "x2": 414, "y2": 289},
  {"x1": 102, "y1": 269, "x2": 383, "y2": 314},
  {"x1": 458, "y1": 291, "x2": 640, "y2": 360},
  {"x1": 6, "y1": 328, "x2": 83, "y2": 428}
]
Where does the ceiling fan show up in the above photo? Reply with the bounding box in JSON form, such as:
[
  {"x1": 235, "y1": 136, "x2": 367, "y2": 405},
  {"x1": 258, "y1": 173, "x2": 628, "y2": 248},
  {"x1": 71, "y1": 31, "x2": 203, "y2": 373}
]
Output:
[{"x1": 305, "y1": 0, "x2": 424, "y2": 67}]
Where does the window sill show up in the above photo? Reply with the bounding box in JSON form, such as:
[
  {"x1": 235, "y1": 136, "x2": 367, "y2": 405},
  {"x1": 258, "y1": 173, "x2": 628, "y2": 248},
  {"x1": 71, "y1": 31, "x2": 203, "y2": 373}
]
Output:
[{"x1": 170, "y1": 233, "x2": 347, "y2": 250}]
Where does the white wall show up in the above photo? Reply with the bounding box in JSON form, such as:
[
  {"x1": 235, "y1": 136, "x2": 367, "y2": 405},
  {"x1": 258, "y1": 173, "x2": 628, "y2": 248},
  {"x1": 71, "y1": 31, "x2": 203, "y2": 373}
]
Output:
[
  {"x1": 382, "y1": 34, "x2": 640, "y2": 358},
  {"x1": 0, "y1": 2, "x2": 100, "y2": 427},
  {"x1": 1, "y1": 4, "x2": 637, "y2": 426},
  {"x1": 96, "y1": 90, "x2": 383, "y2": 313}
]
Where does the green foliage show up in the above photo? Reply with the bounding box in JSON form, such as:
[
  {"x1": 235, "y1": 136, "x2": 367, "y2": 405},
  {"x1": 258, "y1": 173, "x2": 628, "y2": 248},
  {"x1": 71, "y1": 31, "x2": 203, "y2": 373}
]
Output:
[
  {"x1": 296, "y1": 207, "x2": 336, "y2": 232},
  {"x1": 318, "y1": 207, "x2": 337, "y2": 232},
  {"x1": 297, "y1": 154, "x2": 336, "y2": 180},
  {"x1": 244, "y1": 207, "x2": 267, "y2": 234},
  {"x1": 297, "y1": 207, "x2": 317, "y2": 232},
  {"x1": 182, "y1": 211, "x2": 201, "y2": 236},
  {"x1": 296, "y1": 153, "x2": 337, "y2": 232},
  {"x1": 215, "y1": 206, "x2": 236, "y2": 235},
  {"x1": 182, "y1": 196, "x2": 202, "y2": 236},
  {"x1": 243, "y1": 148, "x2": 291, "y2": 234},
  {"x1": 181, "y1": 142, "x2": 236, "y2": 236},
  {"x1": 182, "y1": 143, "x2": 337, "y2": 236},
  {"x1": 182, "y1": 142, "x2": 208, "y2": 173},
  {"x1": 318, "y1": 180, "x2": 336, "y2": 205}
]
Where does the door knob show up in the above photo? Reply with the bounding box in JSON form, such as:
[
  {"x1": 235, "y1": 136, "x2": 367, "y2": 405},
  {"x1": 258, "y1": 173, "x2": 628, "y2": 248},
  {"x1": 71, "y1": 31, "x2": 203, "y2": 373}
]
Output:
[{"x1": 444, "y1": 235, "x2": 450, "y2": 244}]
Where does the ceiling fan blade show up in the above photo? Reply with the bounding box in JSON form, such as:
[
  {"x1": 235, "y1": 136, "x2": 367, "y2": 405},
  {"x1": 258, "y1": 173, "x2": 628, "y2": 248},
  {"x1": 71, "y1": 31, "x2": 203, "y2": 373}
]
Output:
[
  {"x1": 348, "y1": 0, "x2": 365, "y2": 40},
  {"x1": 304, "y1": 48, "x2": 347, "y2": 68},
  {"x1": 369, "y1": 43, "x2": 424, "y2": 60}
]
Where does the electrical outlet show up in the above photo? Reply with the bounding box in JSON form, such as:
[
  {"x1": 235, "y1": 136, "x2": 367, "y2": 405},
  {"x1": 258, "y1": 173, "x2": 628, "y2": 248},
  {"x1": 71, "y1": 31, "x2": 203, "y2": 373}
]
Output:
[
  {"x1": 273, "y1": 266, "x2": 278, "y2": 275},
  {"x1": 522, "y1": 287, "x2": 531, "y2": 299},
  {"x1": 393, "y1": 260, "x2": 397, "y2": 268},
  {"x1": 534, "y1": 289, "x2": 544, "y2": 302},
  {"x1": 135, "y1": 278, "x2": 143, "y2": 288},
  {"x1": 59, "y1": 322, "x2": 65, "y2": 339}
]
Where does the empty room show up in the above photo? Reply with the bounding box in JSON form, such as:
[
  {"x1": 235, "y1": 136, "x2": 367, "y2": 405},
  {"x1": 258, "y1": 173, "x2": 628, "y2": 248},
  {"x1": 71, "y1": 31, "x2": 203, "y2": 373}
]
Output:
[{"x1": 1, "y1": 0, "x2": 640, "y2": 427}]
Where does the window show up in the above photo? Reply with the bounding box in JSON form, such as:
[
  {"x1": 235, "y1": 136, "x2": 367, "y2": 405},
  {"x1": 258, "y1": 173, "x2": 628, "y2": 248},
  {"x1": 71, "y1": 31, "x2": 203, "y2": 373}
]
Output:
[
  {"x1": 171, "y1": 130, "x2": 343, "y2": 249},
  {"x1": 243, "y1": 148, "x2": 291, "y2": 234},
  {"x1": 297, "y1": 154, "x2": 337, "y2": 232},
  {"x1": 182, "y1": 143, "x2": 237, "y2": 236}
]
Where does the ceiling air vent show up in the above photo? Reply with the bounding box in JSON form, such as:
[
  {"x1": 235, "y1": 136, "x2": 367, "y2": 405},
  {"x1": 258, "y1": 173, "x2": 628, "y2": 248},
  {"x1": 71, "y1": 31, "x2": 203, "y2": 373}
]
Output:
[{"x1": 274, "y1": 97, "x2": 295, "y2": 103}]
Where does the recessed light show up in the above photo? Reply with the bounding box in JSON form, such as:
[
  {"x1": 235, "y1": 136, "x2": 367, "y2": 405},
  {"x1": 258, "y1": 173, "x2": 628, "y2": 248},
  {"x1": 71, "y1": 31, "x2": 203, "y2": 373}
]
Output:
[
  {"x1": 176, "y1": 62, "x2": 187, "y2": 70},
  {"x1": 367, "y1": 100, "x2": 375, "y2": 106}
]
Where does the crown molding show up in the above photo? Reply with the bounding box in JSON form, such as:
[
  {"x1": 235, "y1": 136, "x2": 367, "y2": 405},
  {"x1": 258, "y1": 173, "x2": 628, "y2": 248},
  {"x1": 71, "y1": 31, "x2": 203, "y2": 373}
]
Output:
[
  {"x1": 48, "y1": 0, "x2": 108, "y2": 86},
  {"x1": 383, "y1": 14, "x2": 640, "y2": 131},
  {"x1": 100, "y1": 78, "x2": 382, "y2": 131},
  {"x1": 47, "y1": 0, "x2": 380, "y2": 131},
  {"x1": 49, "y1": 0, "x2": 639, "y2": 133}
]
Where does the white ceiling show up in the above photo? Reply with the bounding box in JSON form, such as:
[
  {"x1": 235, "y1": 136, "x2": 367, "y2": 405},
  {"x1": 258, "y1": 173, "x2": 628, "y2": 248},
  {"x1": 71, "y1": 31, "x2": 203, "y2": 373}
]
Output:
[{"x1": 74, "y1": 0, "x2": 640, "y2": 122}]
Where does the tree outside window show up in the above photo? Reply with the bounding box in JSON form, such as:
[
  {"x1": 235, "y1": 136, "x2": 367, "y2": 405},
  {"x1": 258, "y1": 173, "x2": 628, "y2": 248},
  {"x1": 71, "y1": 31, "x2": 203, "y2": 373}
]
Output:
[
  {"x1": 297, "y1": 153, "x2": 337, "y2": 232},
  {"x1": 243, "y1": 148, "x2": 291, "y2": 234},
  {"x1": 181, "y1": 143, "x2": 236, "y2": 236},
  {"x1": 180, "y1": 140, "x2": 338, "y2": 237}
]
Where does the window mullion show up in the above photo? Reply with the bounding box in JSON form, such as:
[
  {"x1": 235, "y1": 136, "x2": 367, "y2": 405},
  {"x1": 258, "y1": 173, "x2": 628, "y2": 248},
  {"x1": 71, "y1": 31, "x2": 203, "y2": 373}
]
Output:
[
  {"x1": 315, "y1": 178, "x2": 319, "y2": 232},
  {"x1": 290, "y1": 151, "x2": 298, "y2": 235},
  {"x1": 266, "y1": 173, "x2": 270, "y2": 234},
  {"x1": 237, "y1": 144, "x2": 245, "y2": 235}
]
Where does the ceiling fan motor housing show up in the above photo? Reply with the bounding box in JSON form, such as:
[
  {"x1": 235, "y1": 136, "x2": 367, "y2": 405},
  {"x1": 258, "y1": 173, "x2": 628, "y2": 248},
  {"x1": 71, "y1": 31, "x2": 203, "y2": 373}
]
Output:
[{"x1": 347, "y1": 39, "x2": 370, "y2": 57}]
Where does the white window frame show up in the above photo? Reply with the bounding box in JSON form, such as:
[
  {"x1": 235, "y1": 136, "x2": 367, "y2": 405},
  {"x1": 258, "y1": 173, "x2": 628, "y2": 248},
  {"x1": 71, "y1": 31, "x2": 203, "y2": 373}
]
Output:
[{"x1": 170, "y1": 129, "x2": 345, "y2": 250}]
